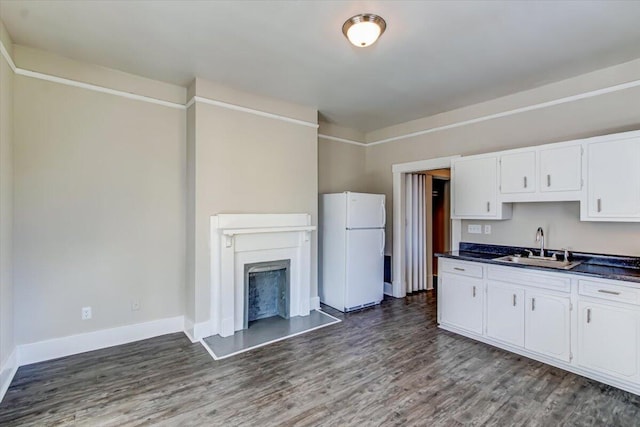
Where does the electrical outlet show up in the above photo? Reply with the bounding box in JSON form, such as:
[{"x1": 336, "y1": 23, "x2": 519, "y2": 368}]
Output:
[
  {"x1": 484, "y1": 225, "x2": 492, "y2": 234},
  {"x1": 82, "y1": 306, "x2": 92, "y2": 320},
  {"x1": 131, "y1": 300, "x2": 140, "y2": 311},
  {"x1": 468, "y1": 224, "x2": 482, "y2": 234}
]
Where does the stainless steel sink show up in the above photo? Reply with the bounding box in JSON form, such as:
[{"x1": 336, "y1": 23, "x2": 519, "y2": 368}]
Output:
[{"x1": 493, "y1": 255, "x2": 582, "y2": 270}]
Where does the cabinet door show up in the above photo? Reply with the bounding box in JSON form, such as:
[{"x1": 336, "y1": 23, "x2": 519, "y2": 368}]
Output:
[
  {"x1": 500, "y1": 151, "x2": 535, "y2": 194},
  {"x1": 539, "y1": 145, "x2": 582, "y2": 192},
  {"x1": 486, "y1": 281, "x2": 525, "y2": 347},
  {"x1": 440, "y1": 273, "x2": 483, "y2": 335},
  {"x1": 587, "y1": 137, "x2": 640, "y2": 219},
  {"x1": 525, "y1": 292, "x2": 571, "y2": 362},
  {"x1": 577, "y1": 301, "x2": 639, "y2": 381},
  {"x1": 453, "y1": 156, "x2": 497, "y2": 217}
]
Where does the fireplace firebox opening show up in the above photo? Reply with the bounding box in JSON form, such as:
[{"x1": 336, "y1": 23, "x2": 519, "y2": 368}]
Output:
[{"x1": 243, "y1": 259, "x2": 291, "y2": 329}]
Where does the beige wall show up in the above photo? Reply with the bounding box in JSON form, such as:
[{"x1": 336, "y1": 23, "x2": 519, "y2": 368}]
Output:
[
  {"x1": 317, "y1": 121, "x2": 367, "y2": 194},
  {"x1": 364, "y1": 59, "x2": 640, "y2": 257},
  {"x1": 12, "y1": 59, "x2": 186, "y2": 344},
  {"x1": 4, "y1": 41, "x2": 319, "y2": 344},
  {"x1": 188, "y1": 79, "x2": 318, "y2": 324},
  {"x1": 318, "y1": 138, "x2": 366, "y2": 194},
  {"x1": 0, "y1": 20, "x2": 15, "y2": 374},
  {"x1": 462, "y1": 202, "x2": 640, "y2": 256}
]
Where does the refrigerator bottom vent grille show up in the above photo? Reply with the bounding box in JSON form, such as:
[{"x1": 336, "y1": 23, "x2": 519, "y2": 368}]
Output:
[{"x1": 345, "y1": 301, "x2": 378, "y2": 312}]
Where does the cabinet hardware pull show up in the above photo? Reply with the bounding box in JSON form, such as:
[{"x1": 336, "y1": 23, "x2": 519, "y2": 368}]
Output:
[
  {"x1": 587, "y1": 308, "x2": 591, "y2": 323},
  {"x1": 597, "y1": 289, "x2": 621, "y2": 295},
  {"x1": 531, "y1": 298, "x2": 536, "y2": 311},
  {"x1": 472, "y1": 286, "x2": 476, "y2": 297},
  {"x1": 486, "y1": 201, "x2": 490, "y2": 212},
  {"x1": 597, "y1": 198, "x2": 602, "y2": 213},
  {"x1": 453, "y1": 267, "x2": 465, "y2": 271},
  {"x1": 547, "y1": 174, "x2": 551, "y2": 187},
  {"x1": 512, "y1": 294, "x2": 516, "y2": 306},
  {"x1": 523, "y1": 176, "x2": 527, "y2": 188}
]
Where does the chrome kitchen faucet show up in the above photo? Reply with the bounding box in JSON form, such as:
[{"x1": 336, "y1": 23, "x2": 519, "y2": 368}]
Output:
[{"x1": 535, "y1": 227, "x2": 545, "y2": 257}]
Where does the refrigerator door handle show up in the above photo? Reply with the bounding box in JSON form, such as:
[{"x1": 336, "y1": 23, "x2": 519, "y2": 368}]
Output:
[
  {"x1": 380, "y1": 229, "x2": 385, "y2": 256},
  {"x1": 380, "y1": 202, "x2": 386, "y2": 227}
]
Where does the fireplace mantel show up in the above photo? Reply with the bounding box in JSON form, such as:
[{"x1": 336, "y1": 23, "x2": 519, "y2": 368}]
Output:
[
  {"x1": 209, "y1": 214, "x2": 316, "y2": 337},
  {"x1": 221, "y1": 225, "x2": 316, "y2": 236}
]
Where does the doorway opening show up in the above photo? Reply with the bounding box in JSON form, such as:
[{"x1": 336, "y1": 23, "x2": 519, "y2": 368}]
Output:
[
  {"x1": 404, "y1": 169, "x2": 450, "y2": 293},
  {"x1": 427, "y1": 169, "x2": 451, "y2": 290},
  {"x1": 391, "y1": 155, "x2": 461, "y2": 299}
]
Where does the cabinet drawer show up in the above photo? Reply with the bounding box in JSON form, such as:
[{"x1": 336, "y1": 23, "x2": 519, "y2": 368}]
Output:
[
  {"x1": 440, "y1": 260, "x2": 483, "y2": 278},
  {"x1": 487, "y1": 266, "x2": 571, "y2": 293},
  {"x1": 579, "y1": 279, "x2": 640, "y2": 305}
]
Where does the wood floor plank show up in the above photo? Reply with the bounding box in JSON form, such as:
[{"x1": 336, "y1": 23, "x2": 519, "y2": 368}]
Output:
[{"x1": 1, "y1": 292, "x2": 640, "y2": 426}]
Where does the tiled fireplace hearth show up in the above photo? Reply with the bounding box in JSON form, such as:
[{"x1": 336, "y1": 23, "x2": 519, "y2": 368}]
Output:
[{"x1": 210, "y1": 214, "x2": 316, "y2": 337}]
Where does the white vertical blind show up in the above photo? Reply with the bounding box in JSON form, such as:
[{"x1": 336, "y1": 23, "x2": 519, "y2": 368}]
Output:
[
  {"x1": 405, "y1": 173, "x2": 426, "y2": 293},
  {"x1": 414, "y1": 175, "x2": 419, "y2": 292},
  {"x1": 405, "y1": 174, "x2": 413, "y2": 292}
]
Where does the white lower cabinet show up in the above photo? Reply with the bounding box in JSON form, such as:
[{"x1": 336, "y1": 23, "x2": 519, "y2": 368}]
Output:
[
  {"x1": 577, "y1": 300, "x2": 639, "y2": 382},
  {"x1": 485, "y1": 281, "x2": 571, "y2": 361},
  {"x1": 486, "y1": 281, "x2": 525, "y2": 347},
  {"x1": 438, "y1": 258, "x2": 640, "y2": 395},
  {"x1": 440, "y1": 272, "x2": 483, "y2": 335},
  {"x1": 525, "y1": 292, "x2": 571, "y2": 362}
]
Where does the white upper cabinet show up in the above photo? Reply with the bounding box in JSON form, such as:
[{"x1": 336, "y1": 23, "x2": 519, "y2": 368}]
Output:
[
  {"x1": 539, "y1": 145, "x2": 583, "y2": 193},
  {"x1": 498, "y1": 143, "x2": 583, "y2": 203},
  {"x1": 582, "y1": 136, "x2": 640, "y2": 222},
  {"x1": 451, "y1": 129, "x2": 640, "y2": 222},
  {"x1": 452, "y1": 156, "x2": 511, "y2": 220},
  {"x1": 500, "y1": 151, "x2": 536, "y2": 194}
]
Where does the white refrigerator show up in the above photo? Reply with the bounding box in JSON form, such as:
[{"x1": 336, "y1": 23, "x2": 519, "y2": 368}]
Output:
[{"x1": 320, "y1": 192, "x2": 385, "y2": 312}]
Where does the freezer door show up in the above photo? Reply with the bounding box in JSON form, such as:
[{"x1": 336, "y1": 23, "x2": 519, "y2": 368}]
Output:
[
  {"x1": 346, "y1": 193, "x2": 386, "y2": 229},
  {"x1": 345, "y1": 229, "x2": 384, "y2": 310}
]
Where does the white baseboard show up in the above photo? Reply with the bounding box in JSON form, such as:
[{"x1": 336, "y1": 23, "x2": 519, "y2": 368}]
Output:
[
  {"x1": 193, "y1": 321, "x2": 212, "y2": 342},
  {"x1": 18, "y1": 316, "x2": 184, "y2": 366},
  {"x1": 183, "y1": 317, "x2": 196, "y2": 343},
  {"x1": 0, "y1": 348, "x2": 18, "y2": 403},
  {"x1": 310, "y1": 296, "x2": 320, "y2": 310},
  {"x1": 384, "y1": 282, "x2": 393, "y2": 296}
]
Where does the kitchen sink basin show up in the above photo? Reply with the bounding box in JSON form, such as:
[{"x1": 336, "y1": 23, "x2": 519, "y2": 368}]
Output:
[{"x1": 493, "y1": 255, "x2": 582, "y2": 270}]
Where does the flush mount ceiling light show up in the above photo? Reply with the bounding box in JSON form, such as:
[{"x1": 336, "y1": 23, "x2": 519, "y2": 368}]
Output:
[{"x1": 342, "y1": 13, "x2": 386, "y2": 47}]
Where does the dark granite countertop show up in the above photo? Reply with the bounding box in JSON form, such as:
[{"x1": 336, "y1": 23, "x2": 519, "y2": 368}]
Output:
[{"x1": 437, "y1": 242, "x2": 640, "y2": 284}]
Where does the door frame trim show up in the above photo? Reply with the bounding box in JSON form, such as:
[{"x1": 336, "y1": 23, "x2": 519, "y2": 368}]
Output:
[{"x1": 391, "y1": 156, "x2": 461, "y2": 298}]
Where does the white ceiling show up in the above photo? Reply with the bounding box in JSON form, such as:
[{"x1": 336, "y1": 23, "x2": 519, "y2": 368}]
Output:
[{"x1": 2, "y1": 0, "x2": 640, "y2": 133}]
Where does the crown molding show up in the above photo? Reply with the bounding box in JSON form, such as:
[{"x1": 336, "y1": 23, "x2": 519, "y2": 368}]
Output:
[
  {"x1": 367, "y1": 79, "x2": 640, "y2": 146},
  {"x1": 0, "y1": 38, "x2": 318, "y2": 128},
  {"x1": 0, "y1": 39, "x2": 16, "y2": 72},
  {"x1": 16, "y1": 67, "x2": 186, "y2": 109},
  {"x1": 322, "y1": 76, "x2": 640, "y2": 147},
  {"x1": 2, "y1": 38, "x2": 639, "y2": 146},
  {"x1": 190, "y1": 96, "x2": 318, "y2": 129},
  {"x1": 318, "y1": 134, "x2": 366, "y2": 146}
]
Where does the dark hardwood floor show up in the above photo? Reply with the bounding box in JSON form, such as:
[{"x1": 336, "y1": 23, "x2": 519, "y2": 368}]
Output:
[{"x1": 2, "y1": 292, "x2": 640, "y2": 426}]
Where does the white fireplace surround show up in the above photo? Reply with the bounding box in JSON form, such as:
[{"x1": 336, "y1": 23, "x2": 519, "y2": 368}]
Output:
[{"x1": 210, "y1": 214, "x2": 316, "y2": 337}]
